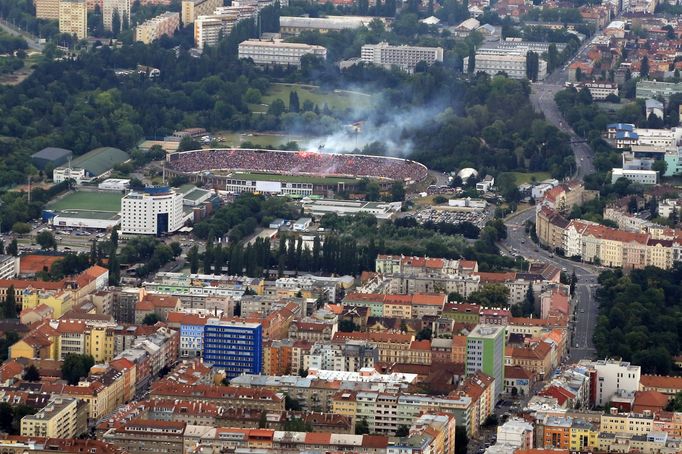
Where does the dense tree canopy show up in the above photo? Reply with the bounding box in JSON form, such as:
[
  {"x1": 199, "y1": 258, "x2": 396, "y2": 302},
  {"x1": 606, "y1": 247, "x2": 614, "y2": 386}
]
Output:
[
  {"x1": 61, "y1": 353, "x2": 95, "y2": 385},
  {"x1": 593, "y1": 266, "x2": 682, "y2": 374}
]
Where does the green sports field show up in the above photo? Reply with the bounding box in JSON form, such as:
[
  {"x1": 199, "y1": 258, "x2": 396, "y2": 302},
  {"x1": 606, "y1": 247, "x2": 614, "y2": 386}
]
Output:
[
  {"x1": 250, "y1": 83, "x2": 375, "y2": 113},
  {"x1": 217, "y1": 132, "x2": 317, "y2": 148},
  {"x1": 49, "y1": 191, "x2": 123, "y2": 212},
  {"x1": 500, "y1": 172, "x2": 552, "y2": 185}
]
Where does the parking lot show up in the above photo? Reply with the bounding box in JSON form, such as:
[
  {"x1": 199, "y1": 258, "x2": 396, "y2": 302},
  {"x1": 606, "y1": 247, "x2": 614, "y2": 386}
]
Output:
[{"x1": 413, "y1": 208, "x2": 492, "y2": 229}]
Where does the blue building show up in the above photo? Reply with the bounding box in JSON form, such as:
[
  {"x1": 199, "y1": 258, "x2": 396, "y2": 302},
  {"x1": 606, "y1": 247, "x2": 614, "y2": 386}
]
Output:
[{"x1": 203, "y1": 319, "x2": 262, "y2": 377}]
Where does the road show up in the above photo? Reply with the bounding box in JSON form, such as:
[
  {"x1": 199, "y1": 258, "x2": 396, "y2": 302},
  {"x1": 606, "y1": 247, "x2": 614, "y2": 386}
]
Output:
[
  {"x1": 0, "y1": 18, "x2": 44, "y2": 51},
  {"x1": 502, "y1": 208, "x2": 599, "y2": 361},
  {"x1": 498, "y1": 31, "x2": 610, "y2": 363},
  {"x1": 504, "y1": 33, "x2": 605, "y2": 359},
  {"x1": 529, "y1": 34, "x2": 597, "y2": 180}
]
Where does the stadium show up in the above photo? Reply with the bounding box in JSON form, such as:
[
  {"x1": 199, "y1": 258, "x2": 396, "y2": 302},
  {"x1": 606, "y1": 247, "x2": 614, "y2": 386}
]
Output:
[{"x1": 165, "y1": 148, "x2": 429, "y2": 196}]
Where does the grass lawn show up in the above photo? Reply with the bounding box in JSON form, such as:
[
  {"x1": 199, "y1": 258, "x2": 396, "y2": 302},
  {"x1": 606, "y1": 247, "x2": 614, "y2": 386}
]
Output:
[
  {"x1": 49, "y1": 191, "x2": 123, "y2": 212},
  {"x1": 502, "y1": 171, "x2": 552, "y2": 185},
  {"x1": 216, "y1": 132, "x2": 317, "y2": 148},
  {"x1": 255, "y1": 83, "x2": 374, "y2": 113}
]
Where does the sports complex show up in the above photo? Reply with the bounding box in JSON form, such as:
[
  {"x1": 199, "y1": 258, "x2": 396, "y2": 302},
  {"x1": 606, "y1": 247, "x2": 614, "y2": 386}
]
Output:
[
  {"x1": 165, "y1": 148, "x2": 429, "y2": 195},
  {"x1": 44, "y1": 191, "x2": 122, "y2": 230}
]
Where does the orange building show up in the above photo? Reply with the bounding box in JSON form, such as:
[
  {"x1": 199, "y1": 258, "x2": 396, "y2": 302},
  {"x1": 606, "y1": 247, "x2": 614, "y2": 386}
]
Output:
[
  {"x1": 542, "y1": 416, "x2": 571, "y2": 449},
  {"x1": 262, "y1": 339, "x2": 293, "y2": 376}
]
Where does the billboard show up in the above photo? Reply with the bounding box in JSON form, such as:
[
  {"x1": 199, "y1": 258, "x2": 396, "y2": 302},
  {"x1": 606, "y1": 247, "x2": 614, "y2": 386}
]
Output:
[{"x1": 255, "y1": 181, "x2": 282, "y2": 193}]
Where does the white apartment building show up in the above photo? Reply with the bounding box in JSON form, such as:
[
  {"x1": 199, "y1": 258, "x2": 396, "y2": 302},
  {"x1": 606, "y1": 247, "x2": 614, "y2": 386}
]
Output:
[
  {"x1": 182, "y1": 0, "x2": 223, "y2": 25},
  {"x1": 307, "y1": 342, "x2": 378, "y2": 372},
  {"x1": 580, "y1": 82, "x2": 619, "y2": 100},
  {"x1": 194, "y1": 5, "x2": 260, "y2": 48},
  {"x1": 0, "y1": 255, "x2": 18, "y2": 280},
  {"x1": 103, "y1": 0, "x2": 131, "y2": 31},
  {"x1": 496, "y1": 419, "x2": 534, "y2": 449},
  {"x1": 611, "y1": 168, "x2": 658, "y2": 185},
  {"x1": 121, "y1": 187, "x2": 185, "y2": 235},
  {"x1": 238, "y1": 39, "x2": 327, "y2": 67},
  {"x1": 463, "y1": 48, "x2": 548, "y2": 80},
  {"x1": 59, "y1": 0, "x2": 88, "y2": 39},
  {"x1": 195, "y1": 14, "x2": 234, "y2": 48},
  {"x1": 135, "y1": 11, "x2": 180, "y2": 44},
  {"x1": 53, "y1": 167, "x2": 87, "y2": 184},
  {"x1": 579, "y1": 359, "x2": 641, "y2": 407},
  {"x1": 360, "y1": 42, "x2": 443, "y2": 72},
  {"x1": 615, "y1": 127, "x2": 682, "y2": 150}
]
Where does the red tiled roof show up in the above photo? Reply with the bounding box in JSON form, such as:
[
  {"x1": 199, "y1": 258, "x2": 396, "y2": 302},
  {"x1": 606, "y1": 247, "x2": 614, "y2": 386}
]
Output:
[
  {"x1": 505, "y1": 365, "x2": 532, "y2": 380},
  {"x1": 74, "y1": 265, "x2": 108, "y2": 288},
  {"x1": 475, "y1": 272, "x2": 516, "y2": 282},
  {"x1": 110, "y1": 358, "x2": 135, "y2": 372},
  {"x1": 0, "y1": 360, "x2": 24, "y2": 381},
  {"x1": 0, "y1": 279, "x2": 64, "y2": 291},
  {"x1": 509, "y1": 317, "x2": 553, "y2": 327},
  {"x1": 333, "y1": 331, "x2": 413, "y2": 344},
  {"x1": 166, "y1": 312, "x2": 210, "y2": 326},
  {"x1": 294, "y1": 322, "x2": 328, "y2": 332},
  {"x1": 361, "y1": 435, "x2": 389, "y2": 448},
  {"x1": 304, "y1": 432, "x2": 331, "y2": 444},
  {"x1": 409, "y1": 340, "x2": 431, "y2": 351},
  {"x1": 640, "y1": 374, "x2": 682, "y2": 391},
  {"x1": 633, "y1": 390, "x2": 669, "y2": 412},
  {"x1": 55, "y1": 320, "x2": 87, "y2": 334},
  {"x1": 137, "y1": 294, "x2": 180, "y2": 311},
  {"x1": 411, "y1": 294, "x2": 446, "y2": 306}
]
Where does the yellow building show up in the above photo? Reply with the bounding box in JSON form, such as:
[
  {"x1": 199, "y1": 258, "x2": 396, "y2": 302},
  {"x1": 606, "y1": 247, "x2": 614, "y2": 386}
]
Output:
[
  {"x1": 90, "y1": 368, "x2": 125, "y2": 415},
  {"x1": 135, "y1": 12, "x2": 180, "y2": 44},
  {"x1": 9, "y1": 322, "x2": 59, "y2": 360},
  {"x1": 569, "y1": 420, "x2": 598, "y2": 451},
  {"x1": 20, "y1": 397, "x2": 87, "y2": 438},
  {"x1": 646, "y1": 239, "x2": 673, "y2": 269},
  {"x1": 600, "y1": 412, "x2": 654, "y2": 435},
  {"x1": 599, "y1": 238, "x2": 624, "y2": 268},
  {"x1": 56, "y1": 320, "x2": 116, "y2": 361},
  {"x1": 11, "y1": 319, "x2": 115, "y2": 362},
  {"x1": 110, "y1": 357, "x2": 137, "y2": 403},
  {"x1": 59, "y1": 0, "x2": 88, "y2": 39},
  {"x1": 61, "y1": 383, "x2": 107, "y2": 420},
  {"x1": 35, "y1": 0, "x2": 60, "y2": 19},
  {"x1": 22, "y1": 290, "x2": 74, "y2": 318},
  {"x1": 85, "y1": 325, "x2": 115, "y2": 362},
  {"x1": 331, "y1": 391, "x2": 358, "y2": 427},
  {"x1": 382, "y1": 300, "x2": 412, "y2": 319}
]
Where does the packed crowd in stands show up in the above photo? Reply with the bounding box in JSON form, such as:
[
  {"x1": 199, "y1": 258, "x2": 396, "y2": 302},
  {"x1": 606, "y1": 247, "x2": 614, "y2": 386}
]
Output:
[{"x1": 167, "y1": 149, "x2": 429, "y2": 182}]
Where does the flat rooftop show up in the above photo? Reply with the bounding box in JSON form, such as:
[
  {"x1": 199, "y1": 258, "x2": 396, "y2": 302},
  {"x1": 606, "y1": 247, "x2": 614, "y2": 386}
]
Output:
[{"x1": 55, "y1": 210, "x2": 120, "y2": 220}]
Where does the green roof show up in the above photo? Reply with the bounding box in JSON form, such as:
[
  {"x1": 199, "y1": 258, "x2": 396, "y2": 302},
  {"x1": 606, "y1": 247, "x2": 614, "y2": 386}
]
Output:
[
  {"x1": 184, "y1": 188, "x2": 210, "y2": 201},
  {"x1": 71, "y1": 147, "x2": 129, "y2": 177},
  {"x1": 177, "y1": 184, "x2": 197, "y2": 195}
]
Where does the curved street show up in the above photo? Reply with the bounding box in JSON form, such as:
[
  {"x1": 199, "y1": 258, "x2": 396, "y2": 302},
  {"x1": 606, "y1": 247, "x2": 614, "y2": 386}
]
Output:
[{"x1": 501, "y1": 32, "x2": 607, "y2": 362}]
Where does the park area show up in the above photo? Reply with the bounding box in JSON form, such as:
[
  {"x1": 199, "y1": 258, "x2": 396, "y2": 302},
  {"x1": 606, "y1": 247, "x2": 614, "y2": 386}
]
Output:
[
  {"x1": 500, "y1": 171, "x2": 552, "y2": 185},
  {"x1": 49, "y1": 191, "x2": 123, "y2": 213},
  {"x1": 217, "y1": 132, "x2": 318, "y2": 148},
  {"x1": 249, "y1": 83, "x2": 375, "y2": 113}
]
